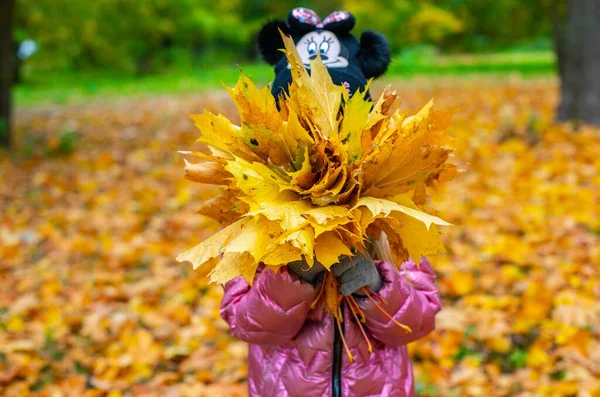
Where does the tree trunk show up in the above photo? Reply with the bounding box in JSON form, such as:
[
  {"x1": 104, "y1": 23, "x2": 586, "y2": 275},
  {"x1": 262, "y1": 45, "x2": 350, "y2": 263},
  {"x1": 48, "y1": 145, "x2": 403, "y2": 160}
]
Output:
[
  {"x1": 557, "y1": 0, "x2": 600, "y2": 125},
  {"x1": 1, "y1": 0, "x2": 15, "y2": 148}
]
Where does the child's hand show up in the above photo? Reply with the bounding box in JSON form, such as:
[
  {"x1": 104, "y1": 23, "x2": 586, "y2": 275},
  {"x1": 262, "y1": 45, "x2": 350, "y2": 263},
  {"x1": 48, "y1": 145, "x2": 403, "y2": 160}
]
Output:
[
  {"x1": 332, "y1": 252, "x2": 382, "y2": 296},
  {"x1": 287, "y1": 259, "x2": 326, "y2": 284}
]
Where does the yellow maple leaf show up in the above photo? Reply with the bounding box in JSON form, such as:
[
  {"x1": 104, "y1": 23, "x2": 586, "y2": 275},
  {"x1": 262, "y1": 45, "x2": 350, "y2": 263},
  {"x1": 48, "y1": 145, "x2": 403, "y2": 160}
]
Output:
[
  {"x1": 225, "y1": 156, "x2": 289, "y2": 203},
  {"x1": 178, "y1": 30, "x2": 456, "y2": 312},
  {"x1": 260, "y1": 242, "x2": 303, "y2": 267},
  {"x1": 314, "y1": 231, "x2": 353, "y2": 269},
  {"x1": 224, "y1": 216, "x2": 284, "y2": 263},
  {"x1": 339, "y1": 87, "x2": 372, "y2": 164},
  {"x1": 282, "y1": 34, "x2": 346, "y2": 141},
  {"x1": 183, "y1": 159, "x2": 231, "y2": 185},
  {"x1": 352, "y1": 196, "x2": 450, "y2": 230},
  {"x1": 209, "y1": 252, "x2": 258, "y2": 285},
  {"x1": 196, "y1": 188, "x2": 248, "y2": 225},
  {"x1": 176, "y1": 218, "x2": 250, "y2": 270}
]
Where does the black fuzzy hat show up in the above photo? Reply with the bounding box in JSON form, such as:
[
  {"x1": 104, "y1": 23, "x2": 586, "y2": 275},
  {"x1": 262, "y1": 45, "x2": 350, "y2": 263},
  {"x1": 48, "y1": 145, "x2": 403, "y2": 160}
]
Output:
[{"x1": 256, "y1": 8, "x2": 391, "y2": 102}]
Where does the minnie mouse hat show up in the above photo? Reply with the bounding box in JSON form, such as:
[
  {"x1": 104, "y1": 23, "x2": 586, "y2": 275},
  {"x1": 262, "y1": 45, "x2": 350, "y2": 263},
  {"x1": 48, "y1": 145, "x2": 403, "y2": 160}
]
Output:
[{"x1": 257, "y1": 7, "x2": 391, "y2": 103}]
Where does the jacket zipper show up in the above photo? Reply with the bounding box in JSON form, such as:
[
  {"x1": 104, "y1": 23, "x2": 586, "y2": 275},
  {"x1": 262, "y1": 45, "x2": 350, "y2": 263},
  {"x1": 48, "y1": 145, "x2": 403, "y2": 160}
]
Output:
[{"x1": 332, "y1": 302, "x2": 344, "y2": 397}]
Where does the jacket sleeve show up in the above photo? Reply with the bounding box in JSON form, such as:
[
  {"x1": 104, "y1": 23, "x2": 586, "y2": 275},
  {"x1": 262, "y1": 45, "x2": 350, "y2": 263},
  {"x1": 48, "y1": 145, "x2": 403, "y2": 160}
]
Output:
[
  {"x1": 357, "y1": 257, "x2": 442, "y2": 347},
  {"x1": 220, "y1": 266, "x2": 320, "y2": 346}
]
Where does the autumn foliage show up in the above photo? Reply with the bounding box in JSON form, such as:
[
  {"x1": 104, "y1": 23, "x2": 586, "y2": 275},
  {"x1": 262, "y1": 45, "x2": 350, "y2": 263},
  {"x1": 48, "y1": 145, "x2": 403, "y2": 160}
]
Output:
[
  {"x1": 177, "y1": 36, "x2": 454, "y2": 300},
  {"x1": 1, "y1": 75, "x2": 599, "y2": 395}
]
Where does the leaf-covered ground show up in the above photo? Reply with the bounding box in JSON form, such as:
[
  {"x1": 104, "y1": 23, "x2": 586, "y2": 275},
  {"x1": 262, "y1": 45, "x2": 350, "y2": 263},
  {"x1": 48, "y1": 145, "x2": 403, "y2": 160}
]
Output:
[{"x1": 1, "y1": 77, "x2": 599, "y2": 397}]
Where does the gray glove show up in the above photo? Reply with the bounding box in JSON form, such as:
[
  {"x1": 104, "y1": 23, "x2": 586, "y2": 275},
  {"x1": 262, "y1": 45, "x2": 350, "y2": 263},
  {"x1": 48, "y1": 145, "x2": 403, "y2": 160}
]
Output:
[
  {"x1": 332, "y1": 251, "x2": 382, "y2": 296},
  {"x1": 287, "y1": 259, "x2": 325, "y2": 284}
]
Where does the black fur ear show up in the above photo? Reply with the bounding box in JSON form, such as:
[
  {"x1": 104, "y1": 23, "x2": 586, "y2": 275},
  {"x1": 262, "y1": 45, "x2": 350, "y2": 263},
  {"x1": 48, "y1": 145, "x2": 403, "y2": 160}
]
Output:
[
  {"x1": 256, "y1": 20, "x2": 290, "y2": 65},
  {"x1": 357, "y1": 30, "x2": 391, "y2": 79}
]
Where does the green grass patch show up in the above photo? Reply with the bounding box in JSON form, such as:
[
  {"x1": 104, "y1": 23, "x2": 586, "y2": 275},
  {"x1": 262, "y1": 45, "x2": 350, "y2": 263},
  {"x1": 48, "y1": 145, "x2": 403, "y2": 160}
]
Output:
[
  {"x1": 15, "y1": 50, "x2": 556, "y2": 107},
  {"x1": 389, "y1": 47, "x2": 556, "y2": 76},
  {"x1": 15, "y1": 64, "x2": 273, "y2": 107}
]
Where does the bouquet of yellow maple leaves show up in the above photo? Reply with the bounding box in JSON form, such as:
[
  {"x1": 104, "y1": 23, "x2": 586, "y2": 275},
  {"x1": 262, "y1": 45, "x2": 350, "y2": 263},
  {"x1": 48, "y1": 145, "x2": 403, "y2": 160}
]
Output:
[{"x1": 177, "y1": 35, "x2": 456, "y2": 337}]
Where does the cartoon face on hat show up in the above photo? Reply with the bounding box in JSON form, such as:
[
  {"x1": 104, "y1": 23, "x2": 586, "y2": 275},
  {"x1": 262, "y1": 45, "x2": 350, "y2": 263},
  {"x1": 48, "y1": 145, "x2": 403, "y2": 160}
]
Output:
[
  {"x1": 293, "y1": 30, "x2": 349, "y2": 68},
  {"x1": 256, "y1": 7, "x2": 391, "y2": 102}
]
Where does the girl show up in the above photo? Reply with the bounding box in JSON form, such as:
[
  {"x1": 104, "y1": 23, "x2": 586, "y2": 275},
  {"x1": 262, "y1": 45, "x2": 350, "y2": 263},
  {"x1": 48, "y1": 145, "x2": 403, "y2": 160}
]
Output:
[{"x1": 220, "y1": 9, "x2": 442, "y2": 397}]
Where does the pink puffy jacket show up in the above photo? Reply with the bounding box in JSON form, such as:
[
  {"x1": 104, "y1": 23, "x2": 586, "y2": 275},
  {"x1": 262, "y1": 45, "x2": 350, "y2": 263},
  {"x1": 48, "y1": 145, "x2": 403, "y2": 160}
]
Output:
[{"x1": 220, "y1": 258, "x2": 441, "y2": 397}]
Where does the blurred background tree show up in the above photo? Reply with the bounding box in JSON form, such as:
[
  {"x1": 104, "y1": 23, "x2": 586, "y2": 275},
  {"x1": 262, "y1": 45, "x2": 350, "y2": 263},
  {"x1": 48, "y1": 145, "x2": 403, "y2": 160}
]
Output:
[
  {"x1": 13, "y1": 0, "x2": 555, "y2": 76},
  {"x1": 1, "y1": 0, "x2": 15, "y2": 148},
  {"x1": 555, "y1": 0, "x2": 600, "y2": 125},
  {"x1": 3, "y1": 0, "x2": 599, "y2": 147}
]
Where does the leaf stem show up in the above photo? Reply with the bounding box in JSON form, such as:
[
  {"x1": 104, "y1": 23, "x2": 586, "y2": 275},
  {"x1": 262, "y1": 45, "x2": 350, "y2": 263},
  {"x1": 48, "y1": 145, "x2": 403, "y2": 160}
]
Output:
[
  {"x1": 335, "y1": 313, "x2": 354, "y2": 363},
  {"x1": 346, "y1": 296, "x2": 372, "y2": 354},
  {"x1": 346, "y1": 294, "x2": 366, "y2": 322},
  {"x1": 311, "y1": 276, "x2": 327, "y2": 309},
  {"x1": 365, "y1": 286, "x2": 388, "y2": 305},
  {"x1": 361, "y1": 287, "x2": 412, "y2": 333}
]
